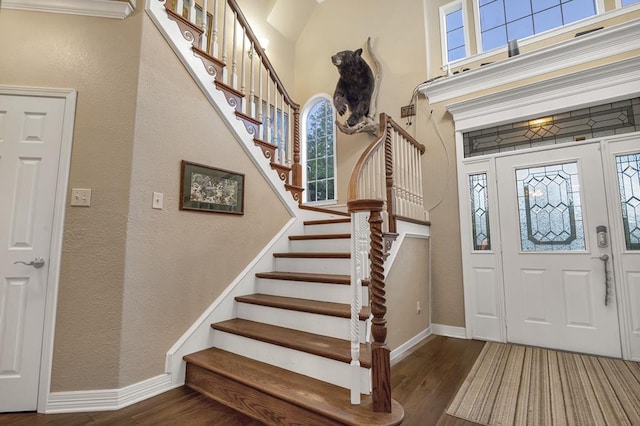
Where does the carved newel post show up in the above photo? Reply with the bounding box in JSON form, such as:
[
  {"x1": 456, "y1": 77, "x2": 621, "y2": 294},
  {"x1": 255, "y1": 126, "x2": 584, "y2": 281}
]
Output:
[{"x1": 347, "y1": 199, "x2": 391, "y2": 413}]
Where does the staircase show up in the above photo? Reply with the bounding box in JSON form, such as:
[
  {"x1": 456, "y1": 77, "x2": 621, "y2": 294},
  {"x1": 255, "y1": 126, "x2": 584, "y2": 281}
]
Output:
[
  {"x1": 183, "y1": 215, "x2": 402, "y2": 424},
  {"x1": 145, "y1": 0, "x2": 416, "y2": 423}
]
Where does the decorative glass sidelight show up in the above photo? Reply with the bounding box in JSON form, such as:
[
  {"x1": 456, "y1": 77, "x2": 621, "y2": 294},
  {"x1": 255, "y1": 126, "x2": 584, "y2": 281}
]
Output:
[
  {"x1": 469, "y1": 173, "x2": 491, "y2": 250},
  {"x1": 516, "y1": 162, "x2": 586, "y2": 251},
  {"x1": 616, "y1": 153, "x2": 640, "y2": 250}
]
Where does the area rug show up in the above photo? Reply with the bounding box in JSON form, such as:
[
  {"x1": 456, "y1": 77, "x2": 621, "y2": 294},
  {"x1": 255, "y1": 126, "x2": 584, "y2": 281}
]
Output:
[{"x1": 446, "y1": 342, "x2": 640, "y2": 425}]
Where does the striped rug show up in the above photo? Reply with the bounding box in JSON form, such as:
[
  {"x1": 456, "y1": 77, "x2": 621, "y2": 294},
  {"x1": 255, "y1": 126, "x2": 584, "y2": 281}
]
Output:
[{"x1": 447, "y1": 342, "x2": 640, "y2": 425}]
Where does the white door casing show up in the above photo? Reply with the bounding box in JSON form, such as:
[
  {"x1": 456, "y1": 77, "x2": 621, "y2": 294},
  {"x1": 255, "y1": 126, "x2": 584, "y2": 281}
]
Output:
[
  {"x1": 0, "y1": 87, "x2": 76, "y2": 412},
  {"x1": 496, "y1": 142, "x2": 621, "y2": 358}
]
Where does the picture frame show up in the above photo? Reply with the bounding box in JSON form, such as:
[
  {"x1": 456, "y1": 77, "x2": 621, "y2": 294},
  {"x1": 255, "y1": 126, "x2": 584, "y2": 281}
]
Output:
[{"x1": 180, "y1": 160, "x2": 245, "y2": 215}]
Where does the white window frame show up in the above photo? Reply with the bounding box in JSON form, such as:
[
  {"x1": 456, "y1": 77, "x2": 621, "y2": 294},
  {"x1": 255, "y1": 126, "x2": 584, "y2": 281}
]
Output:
[
  {"x1": 439, "y1": 0, "x2": 471, "y2": 69},
  {"x1": 617, "y1": 0, "x2": 640, "y2": 7},
  {"x1": 436, "y1": 0, "x2": 640, "y2": 69},
  {"x1": 301, "y1": 93, "x2": 338, "y2": 205},
  {"x1": 472, "y1": 0, "x2": 607, "y2": 56}
]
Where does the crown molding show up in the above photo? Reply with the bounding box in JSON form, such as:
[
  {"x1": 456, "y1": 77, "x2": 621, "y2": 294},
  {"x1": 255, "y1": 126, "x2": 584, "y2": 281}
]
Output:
[
  {"x1": 420, "y1": 18, "x2": 640, "y2": 105},
  {"x1": 1, "y1": 0, "x2": 134, "y2": 19},
  {"x1": 445, "y1": 55, "x2": 640, "y2": 132}
]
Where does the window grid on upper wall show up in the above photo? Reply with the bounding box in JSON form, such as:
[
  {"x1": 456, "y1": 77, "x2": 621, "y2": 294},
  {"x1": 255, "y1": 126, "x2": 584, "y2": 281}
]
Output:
[
  {"x1": 304, "y1": 97, "x2": 336, "y2": 203},
  {"x1": 477, "y1": 0, "x2": 598, "y2": 52},
  {"x1": 440, "y1": 0, "x2": 468, "y2": 64}
]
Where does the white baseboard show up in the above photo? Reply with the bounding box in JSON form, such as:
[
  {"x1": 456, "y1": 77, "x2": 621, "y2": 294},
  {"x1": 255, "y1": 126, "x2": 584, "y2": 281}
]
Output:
[
  {"x1": 390, "y1": 326, "x2": 432, "y2": 366},
  {"x1": 45, "y1": 373, "x2": 180, "y2": 414},
  {"x1": 432, "y1": 323, "x2": 467, "y2": 339}
]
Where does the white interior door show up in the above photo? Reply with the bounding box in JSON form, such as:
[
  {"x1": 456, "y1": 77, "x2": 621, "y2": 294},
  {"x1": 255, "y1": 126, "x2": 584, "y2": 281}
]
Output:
[
  {"x1": 497, "y1": 142, "x2": 622, "y2": 358},
  {"x1": 0, "y1": 93, "x2": 67, "y2": 412}
]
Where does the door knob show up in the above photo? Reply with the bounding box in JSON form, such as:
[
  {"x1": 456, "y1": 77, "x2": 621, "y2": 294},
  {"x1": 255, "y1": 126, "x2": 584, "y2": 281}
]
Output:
[{"x1": 14, "y1": 257, "x2": 46, "y2": 269}]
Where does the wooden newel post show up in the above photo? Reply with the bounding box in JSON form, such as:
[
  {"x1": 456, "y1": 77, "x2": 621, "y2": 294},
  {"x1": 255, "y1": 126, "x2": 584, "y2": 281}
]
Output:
[
  {"x1": 347, "y1": 199, "x2": 391, "y2": 413},
  {"x1": 291, "y1": 107, "x2": 302, "y2": 189}
]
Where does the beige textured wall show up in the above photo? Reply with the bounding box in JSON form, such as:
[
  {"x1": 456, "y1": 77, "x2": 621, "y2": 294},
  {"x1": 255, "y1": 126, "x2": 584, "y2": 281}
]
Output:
[
  {"x1": 118, "y1": 15, "x2": 290, "y2": 386},
  {"x1": 0, "y1": 8, "x2": 143, "y2": 390},
  {"x1": 386, "y1": 237, "x2": 431, "y2": 350},
  {"x1": 0, "y1": 5, "x2": 290, "y2": 391}
]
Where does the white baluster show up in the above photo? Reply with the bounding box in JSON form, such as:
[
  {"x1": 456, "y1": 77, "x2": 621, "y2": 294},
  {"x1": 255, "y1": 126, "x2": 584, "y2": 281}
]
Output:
[
  {"x1": 249, "y1": 42, "x2": 255, "y2": 118},
  {"x1": 240, "y1": 35, "x2": 246, "y2": 104},
  {"x1": 201, "y1": 0, "x2": 208, "y2": 51},
  {"x1": 231, "y1": 12, "x2": 238, "y2": 89},
  {"x1": 211, "y1": 0, "x2": 219, "y2": 57},
  {"x1": 175, "y1": 0, "x2": 183, "y2": 15},
  {"x1": 221, "y1": 0, "x2": 228, "y2": 83}
]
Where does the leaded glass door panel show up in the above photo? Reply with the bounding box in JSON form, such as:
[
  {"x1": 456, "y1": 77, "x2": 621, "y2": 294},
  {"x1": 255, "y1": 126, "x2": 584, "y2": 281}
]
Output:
[{"x1": 496, "y1": 142, "x2": 622, "y2": 358}]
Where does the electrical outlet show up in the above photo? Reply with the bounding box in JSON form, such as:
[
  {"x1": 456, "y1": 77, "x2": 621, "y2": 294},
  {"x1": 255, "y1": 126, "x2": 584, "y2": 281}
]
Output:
[
  {"x1": 401, "y1": 104, "x2": 416, "y2": 118},
  {"x1": 417, "y1": 301, "x2": 421, "y2": 314}
]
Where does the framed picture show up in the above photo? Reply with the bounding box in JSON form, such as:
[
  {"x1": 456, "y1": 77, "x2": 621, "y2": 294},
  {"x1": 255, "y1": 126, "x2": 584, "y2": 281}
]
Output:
[{"x1": 180, "y1": 160, "x2": 244, "y2": 215}]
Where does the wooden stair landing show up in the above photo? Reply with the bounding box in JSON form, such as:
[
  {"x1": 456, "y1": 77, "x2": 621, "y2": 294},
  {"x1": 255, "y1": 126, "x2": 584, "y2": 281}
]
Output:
[{"x1": 184, "y1": 347, "x2": 404, "y2": 426}]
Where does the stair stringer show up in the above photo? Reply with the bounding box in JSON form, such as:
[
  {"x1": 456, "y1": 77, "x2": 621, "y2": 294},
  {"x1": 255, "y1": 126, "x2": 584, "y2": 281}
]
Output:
[
  {"x1": 144, "y1": 0, "x2": 300, "y2": 214},
  {"x1": 164, "y1": 209, "x2": 341, "y2": 386}
]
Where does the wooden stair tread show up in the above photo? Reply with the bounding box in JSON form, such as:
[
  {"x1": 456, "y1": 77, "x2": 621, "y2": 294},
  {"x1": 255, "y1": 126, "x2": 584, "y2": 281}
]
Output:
[
  {"x1": 289, "y1": 233, "x2": 350, "y2": 240},
  {"x1": 211, "y1": 318, "x2": 371, "y2": 367},
  {"x1": 299, "y1": 204, "x2": 351, "y2": 217},
  {"x1": 235, "y1": 293, "x2": 369, "y2": 320},
  {"x1": 255, "y1": 271, "x2": 351, "y2": 284},
  {"x1": 273, "y1": 251, "x2": 350, "y2": 258},
  {"x1": 304, "y1": 218, "x2": 351, "y2": 226},
  {"x1": 184, "y1": 347, "x2": 403, "y2": 426}
]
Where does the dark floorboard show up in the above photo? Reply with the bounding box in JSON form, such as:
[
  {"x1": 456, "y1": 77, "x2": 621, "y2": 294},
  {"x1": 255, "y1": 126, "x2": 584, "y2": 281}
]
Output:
[{"x1": 0, "y1": 335, "x2": 485, "y2": 425}]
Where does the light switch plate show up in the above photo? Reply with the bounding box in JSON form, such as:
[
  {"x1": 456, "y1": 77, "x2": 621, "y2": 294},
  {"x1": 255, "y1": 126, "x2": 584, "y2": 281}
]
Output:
[
  {"x1": 152, "y1": 192, "x2": 163, "y2": 209},
  {"x1": 71, "y1": 188, "x2": 91, "y2": 206}
]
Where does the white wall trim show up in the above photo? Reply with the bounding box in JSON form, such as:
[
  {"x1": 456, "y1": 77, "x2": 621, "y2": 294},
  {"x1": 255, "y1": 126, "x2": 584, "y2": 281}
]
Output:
[
  {"x1": 431, "y1": 324, "x2": 467, "y2": 339},
  {"x1": 1, "y1": 0, "x2": 134, "y2": 19},
  {"x1": 45, "y1": 374, "x2": 179, "y2": 413},
  {"x1": 447, "y1": 55, "x2": 640, "y2": 132},
  {"x1": 390, "y1": 327, "x2": 432, "y2": 366},
  {"x1": 420, "y1": 18, "x2": 640, "y2": 104}
]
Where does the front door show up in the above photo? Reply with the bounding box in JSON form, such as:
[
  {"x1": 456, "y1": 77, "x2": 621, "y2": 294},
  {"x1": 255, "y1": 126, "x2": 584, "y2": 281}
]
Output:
[
  {"x1": 0, "y1": 93, "x2": 68, "y2": 412},
  {"x1": 496, "y1": 142, "x2": 622, "y2": 358}
]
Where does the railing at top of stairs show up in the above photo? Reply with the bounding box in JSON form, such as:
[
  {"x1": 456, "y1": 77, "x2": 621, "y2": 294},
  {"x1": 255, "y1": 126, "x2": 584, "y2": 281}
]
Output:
[
  {"x1": 347, "y1": 112, "x2": 427, "y2": 412},
  {"x1": 161, "y1": 0, "x2": 304, "y2": 201}
]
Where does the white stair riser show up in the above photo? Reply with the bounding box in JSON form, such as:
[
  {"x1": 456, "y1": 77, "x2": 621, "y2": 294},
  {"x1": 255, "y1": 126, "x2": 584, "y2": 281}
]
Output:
[
  {"x1": 274, "y1": 257, "x2": 350, "y2": 275},
  {"x1": 304, "y1": 222, "x2": 351, "y2": 234},
  {"x1": 236, "y1": 303, "x2": 368, "y2": 341},
  {"x1": 213, "y1": 331, "x2": 371, "y2": 393},
  {"x1": 256, "y1": 279, "x2": 369, "y2": 305},
  {"x1": 289, "y1": 238, "x2": 350, "y2": 253}
]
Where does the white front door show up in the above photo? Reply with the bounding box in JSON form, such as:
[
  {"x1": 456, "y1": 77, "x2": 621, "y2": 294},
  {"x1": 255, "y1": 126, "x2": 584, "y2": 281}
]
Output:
[
  {"x1": 0, "y1": 93, "x2": 68, "y2": 412},
  {"x1": 496, "y1": 142, "x2": 622, "y2": 358}
]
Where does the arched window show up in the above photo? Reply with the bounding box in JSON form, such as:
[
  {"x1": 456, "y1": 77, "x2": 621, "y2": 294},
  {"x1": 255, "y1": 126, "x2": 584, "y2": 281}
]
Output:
[{"x1": 302, "y1": 95, "x2": 336, "y2": 203}]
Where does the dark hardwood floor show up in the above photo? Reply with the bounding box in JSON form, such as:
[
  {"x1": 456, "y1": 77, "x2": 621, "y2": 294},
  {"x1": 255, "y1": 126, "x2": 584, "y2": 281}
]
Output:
[{"x1": 0, "y1": 336, "x2": 485, "y2": 425}]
